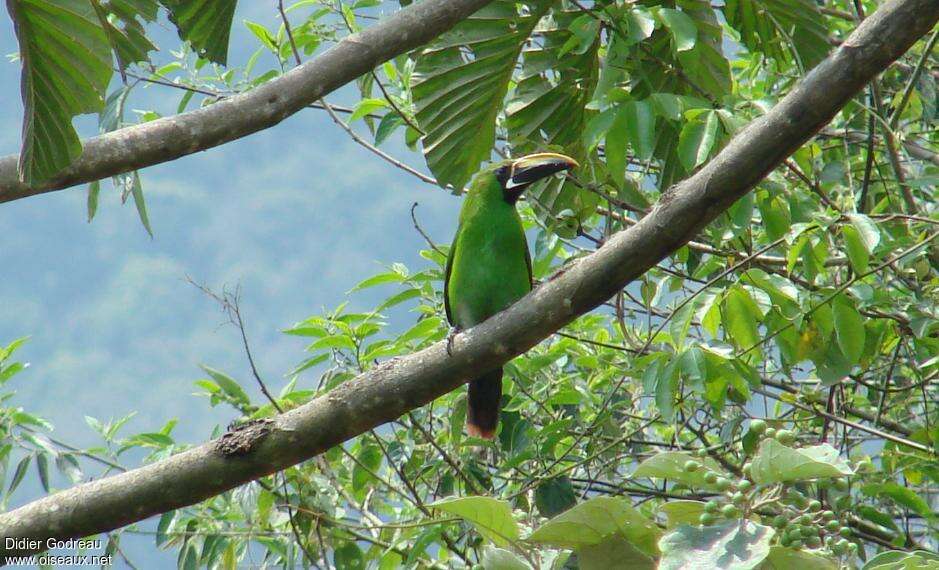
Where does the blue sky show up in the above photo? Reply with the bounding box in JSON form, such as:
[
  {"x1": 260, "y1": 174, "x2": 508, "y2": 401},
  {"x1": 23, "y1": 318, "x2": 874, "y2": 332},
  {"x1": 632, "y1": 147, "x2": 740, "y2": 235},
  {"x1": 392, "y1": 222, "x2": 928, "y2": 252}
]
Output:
[{"x1": 0, "y1": 4, "x2": 460, "y2": 563}]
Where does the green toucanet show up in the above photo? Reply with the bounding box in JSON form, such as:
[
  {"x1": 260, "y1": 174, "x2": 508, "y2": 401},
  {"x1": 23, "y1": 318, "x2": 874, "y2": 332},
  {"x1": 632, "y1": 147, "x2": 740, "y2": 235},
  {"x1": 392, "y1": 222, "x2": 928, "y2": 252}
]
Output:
[{"x1": 445, "y1": 152, "x2": 579, "y2": 439}]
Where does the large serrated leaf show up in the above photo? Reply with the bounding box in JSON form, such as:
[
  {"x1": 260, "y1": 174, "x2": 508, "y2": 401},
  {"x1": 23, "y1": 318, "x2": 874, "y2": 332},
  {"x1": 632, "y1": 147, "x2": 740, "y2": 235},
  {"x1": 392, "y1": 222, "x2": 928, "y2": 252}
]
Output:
[
  {"x1": 412, "y1": 1, "x2": 550, "y2": 191},
  {"x1": 159, "y1": 0, "x2": 237, "y2": 64},
  {"x1": 749, "y1": 439, "x2": 854, "y2": 484},
  {"x1": 632, "y1": 451, "x2": 727, "y2": 488},
  {"x1": 758, "y1": 547, "x2": 837, "y2": 569},
  {"x1": 659, "y1": 521, "x2": 774, "y2": 570},
  {"x1": 93, "y1": 0, "x2": 157, "y2": 70},
  {"x1": 431, "y1": 496, "x2": 520, "y2": 547},
  {"x1": 9, "y1": 0, "x2": 113, "y2": 185},
  {"x1": 861, "y1": 550, "x2": 939, "y2": 570},
  {"x1": 526, "y1": 496, "x2": 660, "y2": 557}
]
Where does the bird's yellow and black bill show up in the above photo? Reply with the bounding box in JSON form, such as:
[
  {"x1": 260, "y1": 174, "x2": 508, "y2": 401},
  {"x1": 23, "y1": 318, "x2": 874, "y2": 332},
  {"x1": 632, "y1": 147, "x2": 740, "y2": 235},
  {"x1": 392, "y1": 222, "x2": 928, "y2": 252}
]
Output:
[{"x1": 506, "y1": 152, "x2": 579, "y2": 189}]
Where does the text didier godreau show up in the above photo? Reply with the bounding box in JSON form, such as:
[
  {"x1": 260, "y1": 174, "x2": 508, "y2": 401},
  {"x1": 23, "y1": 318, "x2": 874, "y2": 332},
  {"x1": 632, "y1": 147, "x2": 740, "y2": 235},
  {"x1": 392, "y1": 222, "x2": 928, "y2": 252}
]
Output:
[{"x1": 5, "y1": 537, "x2": 102, "y2": 551}]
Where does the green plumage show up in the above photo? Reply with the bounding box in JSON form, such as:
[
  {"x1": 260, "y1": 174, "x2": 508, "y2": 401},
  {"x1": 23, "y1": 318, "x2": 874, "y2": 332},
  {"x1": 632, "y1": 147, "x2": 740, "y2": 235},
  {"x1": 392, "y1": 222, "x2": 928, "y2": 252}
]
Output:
[{"x1": 444, "y1": 162, "x2": 532, "y2": 439}]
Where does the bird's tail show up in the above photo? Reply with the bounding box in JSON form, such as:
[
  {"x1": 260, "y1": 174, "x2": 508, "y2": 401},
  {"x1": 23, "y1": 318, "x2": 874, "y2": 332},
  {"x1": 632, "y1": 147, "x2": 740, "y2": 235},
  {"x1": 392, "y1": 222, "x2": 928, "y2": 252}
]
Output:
[{"x1": 467, "y1": 368, "x2": 502, "y2": 440}]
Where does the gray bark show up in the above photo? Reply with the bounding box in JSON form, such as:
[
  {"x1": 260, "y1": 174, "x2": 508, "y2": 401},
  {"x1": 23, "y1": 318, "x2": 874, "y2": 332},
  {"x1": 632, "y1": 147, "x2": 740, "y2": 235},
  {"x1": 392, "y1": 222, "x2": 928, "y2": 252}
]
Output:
[
  {"x1": 0, "y1": 0, "x2": 936, "y2": 559},
  {"x1": 0, "y1": 0, "x2": 494, "y2": 203}
]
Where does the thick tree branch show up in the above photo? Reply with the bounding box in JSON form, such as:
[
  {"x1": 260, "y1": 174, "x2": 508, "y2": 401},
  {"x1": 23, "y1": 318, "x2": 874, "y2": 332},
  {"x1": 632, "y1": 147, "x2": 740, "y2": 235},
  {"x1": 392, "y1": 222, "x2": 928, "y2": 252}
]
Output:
[
  {"x1": 0, "y1": 0, "x2": 936, "y2": 557},
  {"x1": 0, "y1": 0, "x2": 493, "y2": 204}
]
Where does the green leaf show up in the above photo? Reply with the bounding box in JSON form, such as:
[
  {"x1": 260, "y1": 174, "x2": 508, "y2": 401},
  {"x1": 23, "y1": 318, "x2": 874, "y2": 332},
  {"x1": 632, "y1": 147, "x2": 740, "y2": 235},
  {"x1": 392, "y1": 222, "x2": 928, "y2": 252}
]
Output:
[
  {"x1": 675, "y1": 6, "x2": 731, "y2": 101},
  {"x1": 351, "y1": 444, "x2": 381, "y2": 492},
  {"x1": 861, "y1": 483, "x2": 933, "y2": 518},
  {"x1": 758, "y1": 546, "x2": 837, "y2": 569},
  {"x1": 723, "y1": 286, "x2": 762, "y2": 352},
  {"x1": 431, "y1": 496, "x2": 520, "y2": 546},
  {"x1": 349, "y1": 98, "x2": 388, "y2": 122},
  {"x1": 535, "y1": 477, "x2": 577, "y2": 517},
  {"x1": 862, "y1": 550, "x2": 939, "y2": 570},
  {"x1": 333, "y1": 542, "x2": 364, "y2": 570},
  {"x1": 92, "y1": 0, "x2": 157, "y2": 70},
  {"x1": 658, "y1": 8, "x2": 697, "y2": 52},
  {"x1": 655, "y1": 359, "x2": 680, "y2": 421},
  {"x1": 160, "y1": 0, "x2": 237, "y2": 64},
  {"x1": 36, "y1": 453, "x2": 50, "y2": 491},
  {"x1": 657, "y1": 500, "x2": 706, "y2": 528},
  {"x1": 623, "y1": 7, "x2": 656, "y2": 45},
  {"x1": 156, "y1": 511, "x2": 176, "y2": 547},
  {"x1": 9, "y1": 0, "x2": 112, "y2": 185},
  {"x1": 632, "y1": 451, "x2": 727, "y2": 488},
  {"x1": 129, "y1": 171, "x2": 153, "y2": 237},
  {"x1": 723, "y1": 0, "x2": 830, "y2": 70},
  {"x1": 199, "y1": 365, "x2": 250, "y2": 408},
  {"x1": 8, "y1": 455, "x2": 31, "y2": 494},
  {"x1": 843, "y1": 225, "x2": 870, "y2": 273},
  {"x1": 349, "y1": 271, "x2": 403, "y2": 292},
  {"x1": 846, "y1": 213, "x2": 880, "y2": 252},
  {"x1": 579, "y1": 537, "x2": 656, "y2": 570},
  {"x1": 412, "y1": 1, "x2": 548, "y2": 190},
  {"x1": 374, "y1": 112, "x2": 404, "y2": 146},
  {"x1": 397, "y1": 317, "x2": 443, "y2": 345},
  {"x1": 670, "y1": 301, "x2": 697, "y2": 350},
  {"x1": 832, "y1": 295, "x2": 865, "y2": 365},
  {"x1": 749, "y1": 439, "x2": 854, "y2": 484},
  {"x1": 527, "y1": 497, "x2": 660, "y2": 558},
  {"x1": 678, "y1": 111, "x2": 720, "y2": 170},
  {"x1": 606, "y1": 105, "x2": 630, "y2": 188},
  {"x1": 623, "y1": 99, "x2": 656, "y2": 161},
  {"x1": 659, "y1": 521, "x2": 774, "y2": 570},
  {"x1": 244, "y1": 20, "x2": 278, "y2": 53},
  {"x1": 0, "y1": 337, "x2": 29, "y2": 363},
  {"x1": 481, "y1": 546, "x2": 531, "y2": 570},
  {"x1": 87, "y1": 181, "x2": 101, "y2": 222}
]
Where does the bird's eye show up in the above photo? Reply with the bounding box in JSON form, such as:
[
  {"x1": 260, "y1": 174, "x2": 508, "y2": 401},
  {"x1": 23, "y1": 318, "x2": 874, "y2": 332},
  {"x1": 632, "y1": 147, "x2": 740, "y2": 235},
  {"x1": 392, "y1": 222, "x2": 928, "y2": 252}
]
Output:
[{"x1": 495, "y1": 165, "x2": 511, "y2": 188}]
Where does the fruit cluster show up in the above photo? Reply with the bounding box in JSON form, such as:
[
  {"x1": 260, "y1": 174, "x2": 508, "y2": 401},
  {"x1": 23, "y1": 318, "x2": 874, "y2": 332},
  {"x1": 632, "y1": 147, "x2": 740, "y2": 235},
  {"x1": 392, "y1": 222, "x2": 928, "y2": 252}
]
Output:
[{"x1": 689, "y1": 419, "x2": 859, "y2": 558}]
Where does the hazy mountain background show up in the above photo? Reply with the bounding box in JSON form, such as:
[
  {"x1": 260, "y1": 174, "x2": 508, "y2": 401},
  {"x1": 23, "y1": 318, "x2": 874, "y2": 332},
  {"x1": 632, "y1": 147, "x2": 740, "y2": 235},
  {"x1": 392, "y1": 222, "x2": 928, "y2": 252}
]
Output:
[{"x1": 0, "y1": 4, "x2": 459, "y2": 565}]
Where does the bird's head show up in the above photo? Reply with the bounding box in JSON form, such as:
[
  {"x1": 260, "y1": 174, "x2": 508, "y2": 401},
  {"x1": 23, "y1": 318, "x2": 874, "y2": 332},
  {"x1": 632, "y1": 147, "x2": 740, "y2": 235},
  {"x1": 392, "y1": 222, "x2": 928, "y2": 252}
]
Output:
[{"x1": 486, "y1": 152, "x2": 579, "y2": 204}]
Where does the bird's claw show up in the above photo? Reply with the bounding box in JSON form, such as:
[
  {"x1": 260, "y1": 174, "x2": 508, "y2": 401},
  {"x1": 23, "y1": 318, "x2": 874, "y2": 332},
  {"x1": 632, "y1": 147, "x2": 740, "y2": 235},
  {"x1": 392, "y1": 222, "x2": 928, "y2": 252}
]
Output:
[{"x1": 446, "y1": 326, "x2": 461, "y2": 356}]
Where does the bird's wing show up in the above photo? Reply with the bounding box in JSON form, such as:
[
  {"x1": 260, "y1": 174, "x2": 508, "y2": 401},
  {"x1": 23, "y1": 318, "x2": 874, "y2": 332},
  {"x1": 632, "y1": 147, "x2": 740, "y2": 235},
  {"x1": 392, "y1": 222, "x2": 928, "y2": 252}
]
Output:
[{"x1": 443, "y1": 222, "x2": 461, "y2": 324}]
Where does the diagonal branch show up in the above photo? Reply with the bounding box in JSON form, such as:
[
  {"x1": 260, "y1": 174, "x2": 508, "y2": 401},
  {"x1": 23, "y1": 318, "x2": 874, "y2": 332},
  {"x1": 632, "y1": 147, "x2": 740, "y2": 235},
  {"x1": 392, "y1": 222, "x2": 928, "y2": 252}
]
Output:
[
  {"x1": 0, "y1": 0, "x2": 495, "y2": 204},
  {"x1": 0, "y1": 0, "x2": 936, "y2": 557}
]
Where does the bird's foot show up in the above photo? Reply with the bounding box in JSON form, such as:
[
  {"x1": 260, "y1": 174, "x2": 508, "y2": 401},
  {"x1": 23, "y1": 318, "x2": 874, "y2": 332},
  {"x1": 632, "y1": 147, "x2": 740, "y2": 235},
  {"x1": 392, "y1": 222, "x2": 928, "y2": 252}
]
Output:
[{"x1": 446, "y1": 326, "x2": 462, "y2": 356}]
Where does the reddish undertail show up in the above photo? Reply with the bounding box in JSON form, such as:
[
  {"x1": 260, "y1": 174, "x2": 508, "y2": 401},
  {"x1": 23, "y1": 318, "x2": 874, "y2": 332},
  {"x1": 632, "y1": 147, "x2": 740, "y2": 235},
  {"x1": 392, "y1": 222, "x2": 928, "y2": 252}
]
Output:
[{"x1": 466, "y1": 368, "x2": 502, "y2": 440}]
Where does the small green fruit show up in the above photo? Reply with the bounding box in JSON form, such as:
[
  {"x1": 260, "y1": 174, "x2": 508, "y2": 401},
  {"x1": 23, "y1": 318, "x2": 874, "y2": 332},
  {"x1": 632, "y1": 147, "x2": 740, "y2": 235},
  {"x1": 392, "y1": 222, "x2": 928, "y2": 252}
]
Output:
[
  {"x1": 704, "y1": 472, "x2": 718, "y2": 484},
  {"x1": 750, "y1": 419, "x2": 767, "y2": 435},
  {"x1": 721, "y1": 504, "x2": 739, "y2": 518},
  {"x1": 699, "y1": 513, "x2": 715, "y2": 525},
  {"x1": 737, "y1": 479, "x2": 752, "y2": 492},
  {"x1": 704, "y1": 500, "x2": 720, "y2": 514},
  {"x1": 808, "y1": 500, "x2": 822, "y2": 511},
  {"x1": 764, "y1": 427, "x2": 777, "y2": 439},
  {"x1": 775, "y1": 429, "x2": 796, "y2": 444},
  {"x1": 685, "y1": 460, "x2": 701, "y2": 472}
]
